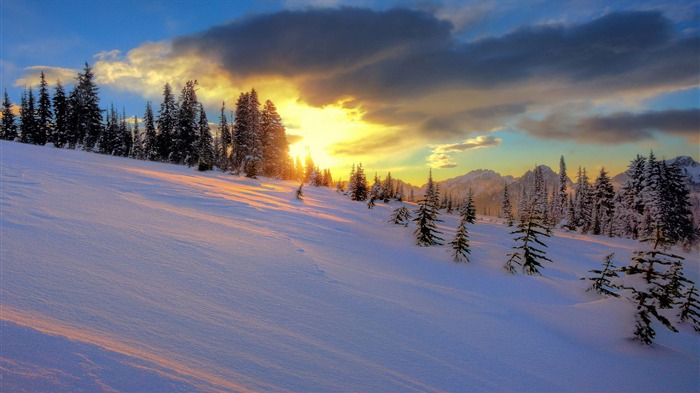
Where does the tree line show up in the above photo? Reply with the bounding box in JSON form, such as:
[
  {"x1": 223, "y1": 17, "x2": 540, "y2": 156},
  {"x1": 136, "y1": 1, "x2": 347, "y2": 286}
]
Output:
[{"x1": 0, "y1": 63, "x2": 334, "y2": 182}]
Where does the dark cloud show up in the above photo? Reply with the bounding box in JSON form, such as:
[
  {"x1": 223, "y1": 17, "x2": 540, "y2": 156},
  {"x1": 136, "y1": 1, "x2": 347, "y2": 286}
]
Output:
[
  {"x1": 519, "y1": 108, "x2": 700, "y2": 144},
  {"x1": 173, "y1": 7, "x2": 451, "y2": 78},
  {"x1": 170, "y1": 7, "x2": 698, "y2": 150}
]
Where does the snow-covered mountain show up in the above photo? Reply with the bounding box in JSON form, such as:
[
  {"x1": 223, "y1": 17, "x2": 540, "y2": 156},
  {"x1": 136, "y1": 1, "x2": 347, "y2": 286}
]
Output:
[{"x1": 1, "y1": 141, "x2": 698, "y2": 392}]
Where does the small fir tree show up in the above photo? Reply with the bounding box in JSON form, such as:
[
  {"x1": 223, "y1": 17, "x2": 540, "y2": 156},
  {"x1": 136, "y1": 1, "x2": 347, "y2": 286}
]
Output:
[
  {"x1": 501, "y1": 182, "x2": 514, "y2": 226},
  {"x1": 388, "y1": 206, "x2": 411, "y2": 227},
  {"x1": 460, "y1": 188, "x2": 477, "y2": 224},
  {"x1": 678, "y1": 285, "x2": 700, "y2": 332},
  {"x1": 197, "y1": 103, "x2": 214, "y2": 171},
  {"x1": 504, "y1": 205, "x2": 553, "y2": 275},
  {"x1": 1, "y1": 89, "x2": 18, "y2": 140},
  {"x1": 413, "y1": 173, "x2": 443, "y2": 247},
  {"x1": 582, "y1": 253, "x2": 621, "y2": 297},
  {"x1": 51, "y1": 81, "x2": 68, "y2": 147},
  {"x1": 450, "y1": 216, "x2": 471, "y2": 263}
]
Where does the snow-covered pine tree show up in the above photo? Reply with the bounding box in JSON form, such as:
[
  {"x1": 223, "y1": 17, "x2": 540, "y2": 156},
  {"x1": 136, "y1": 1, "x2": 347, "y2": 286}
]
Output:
[
  {"x1": 532, "y1": 165, "x2": 548, "y2": 220},
  {"x1": 460, "y1": 188, "x2": 477, "y2": 224},
  {"x1": 143, "y1": 102, "x2": 158, "y2": 161},
  {"x1": 582, "y1": 253, "x2": 620, "y2": 297},
  {"x1": 156, "y1": 83, "x2": 178, "y2": 161},
  {"x1": 614, "y1": 155, "x2": 646, "y2": 238},
  {"x1": 381, "y1": 172, "x2": 394, "y2": 201},
  {"x1": 592, "y1": 168, "x2": 615, "y2": 236},
  {"x1": 553, "y1": 155, "x2": 568, "y2": 225},
  {"x1": 217, "y1": 101, "x2": 231, "y2": 171},
  {"x1": 517, "y1": 185, "x2": 529, "y2": 222},
  {"x1": 2, "y1": 89, "x2": 18, "y2": 141},
  {"x1": 350, "y1": 163, "x2": 369, "y2": 201},
  {"x1": 501, "y1": 182, "x2": 514, "y2": 226},
  {"x1": 99, "y1": 105, "x2": 117, "y2": 155},
  {"x1": 678, "y1": 285, "x2": 700, "y2": 332},
  {"x1": 260, "y1": 99, "x2": 289, "y2": 179},
  {"x1": 197, "y1": 103, "x2": 214, "y2": 171},
  {"x1": 370, "y1": 172, "x2": 382, "y2": 202},
  {"x1": 172, "y1": 80, "x2": 199, "y2": 166},
  {"x1": 504, "y1": 203, "x2": 553, "y2": 275},
  {"x1": 659, "y1": 160, "x2": 695, "y2": 247},
  {"x1": 232, "y1": 89, "x2": 262, "y2": 177},
  {"x1": 451, "y1": 196, "x2": 473, "y2": 263},
  {"x1": 413, "y1": 177, "x2": 444, "y2": 247},
  {"x1": 36, "y1": 71, "x2": 52, "y2": 146},
  {"x1": 388, "y1": 206, "x2": 411, "y2": 227},
  {"x1": 621, "y1": 224, "x2": 690, "y2": 344},
  {"x1": 574, "y1": 167, "x2": 593, "y2": 233},
  {"x1": 73, "y1": 63, "x2": 103, "y2": 151},
  {"x1": 51, "y1": 82, "x2": 68, "y2": 147},
  {"x1": 131, "y1": 115, "x2": 143, "y2": 159},
  {"x1": 639, "y1": 151, "x2": 663, "y2": 239}
]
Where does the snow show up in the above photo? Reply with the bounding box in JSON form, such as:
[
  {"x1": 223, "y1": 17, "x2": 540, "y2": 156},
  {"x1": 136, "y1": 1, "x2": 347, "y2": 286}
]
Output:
[{"x1": 1, "y1": 140, "x2": 699, "y2": 392}]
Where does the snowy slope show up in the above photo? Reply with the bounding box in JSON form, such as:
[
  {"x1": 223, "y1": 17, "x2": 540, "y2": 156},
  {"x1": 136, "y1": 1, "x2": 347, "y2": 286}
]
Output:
[{"x1": 1, "y1": 141, "x2": 698, "y2": 392}]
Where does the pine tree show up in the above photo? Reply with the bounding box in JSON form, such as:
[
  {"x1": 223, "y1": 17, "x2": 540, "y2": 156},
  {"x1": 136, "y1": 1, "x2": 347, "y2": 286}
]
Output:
[
  {"x1": 460, "y1": 188, "x2": 477, "y2": 224},
  {"x1": 532, "y1": 166, "x2": 548, "y2": 220},
  {"x1": 232, "y1": 89, "x2": 262, "y2": 177},
  {"x1": 501, "y1": 182, "x2": 514, "y2": 226},
  {"x1": 388, "y1": 206, "x2": 411, "y2": 227},
  {"x1": 99, "y1": 105, "x2": 117, "y2": 154},
  {"x1": 639, "y1": 151, "x2": 663, "y2": 239},
  {"x1": 349, "y1": 163, "x2": 369, "y2": 201},
  {"x1": 574, "y1": 167, "x2": 593, "y2": 233},
  {"x1": 413, "y1": 189, "x2": 444, "y2": 247},
  {"x1": 613, "y1": 155, "x2": 646, "y2": 238},
  {"x1": 131, "y1": 115, "x2": 143, "y2": 159},
  {"x1": 659, "y1": 160, "x2": 695, "y2": 247},
  {"x1": 217, "y1": 101, "x2": 231, "y2": 171},
  {"x1": 592, "y1": 168, "x2": 615, "y2": 236},
  {"x1": 119, "y1": 109, "x2": 132, "y2": 157},
  {"x1": 553, "y1": 155, "x2": 568, "y2": 225},
  {"x1": 582, "y1": 253, "x2": 621, "y2": 297},
  {"x1": 197, "y1": 104, "x2": 214, "y2": 171},
  {"x1": 36, "y1": 71, "x2": 52, "y2": 145},
  {"x1": 260, "y1": 99, "x2": 289, "y2": 179},
  {"x1": 156, "y1": 83, "x2": 178, "y2": 161},
  {"x1": 172, "y1": 80, "x2": 199, "y2": 166},
  {"x1": 143, "y1": 102, "x2": 158, "y2": 161},
  {"x1": 1, "y1": 89, "x2": 18, "y2": 141},
  {"x1": 51, "y1": 81, "x2": 68, "y2": 147},
  {"x1": 504, "y1": 204, "x2": 553, "y2": 275},
  {"x1": 451, "y1": 197, "x2": 473, "y2": 263},
  {"x1": 19, "y1": 88, "x2": 38, "y2": 144},
  {"x1": 381, "y1": 172, "x2": 394, "y2": 201},
  {"x1": 678, "y1": 285, "x2": 700, "y2": 332},
  {"x1": 73, "y1": 63, "x2": 103, "y2": 150},
  {"x1": 621, "y1": 224, "x2": 689, "y2": 344}
]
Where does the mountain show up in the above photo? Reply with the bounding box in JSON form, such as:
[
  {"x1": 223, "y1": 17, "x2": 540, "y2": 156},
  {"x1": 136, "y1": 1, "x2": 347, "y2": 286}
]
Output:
[{"x1": 2, "y1": 141, "x2": 697, "y2": 392}]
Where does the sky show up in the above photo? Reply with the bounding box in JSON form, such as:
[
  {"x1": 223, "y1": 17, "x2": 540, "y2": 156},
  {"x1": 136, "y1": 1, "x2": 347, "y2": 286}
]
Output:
[{"x1": 1, "y1": 0, "x2": 698, "y2": 185}]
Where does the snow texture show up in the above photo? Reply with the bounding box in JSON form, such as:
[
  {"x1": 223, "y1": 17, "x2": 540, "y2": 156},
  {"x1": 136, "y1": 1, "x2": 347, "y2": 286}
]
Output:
[{"x1": 1, "y1": 141, "x2": 698, "y2": 392}]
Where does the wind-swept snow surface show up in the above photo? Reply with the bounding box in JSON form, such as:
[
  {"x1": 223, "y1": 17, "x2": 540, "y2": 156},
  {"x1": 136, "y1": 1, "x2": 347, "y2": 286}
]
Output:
[{"x1": 1, "y1": 141, "x2": 698, "y2": 392}]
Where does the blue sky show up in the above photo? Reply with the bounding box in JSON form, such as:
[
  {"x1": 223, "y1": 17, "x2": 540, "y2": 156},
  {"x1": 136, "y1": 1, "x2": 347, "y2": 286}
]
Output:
[{"x1": 2, "y1": 0, "x2": 698, "y2": 184}]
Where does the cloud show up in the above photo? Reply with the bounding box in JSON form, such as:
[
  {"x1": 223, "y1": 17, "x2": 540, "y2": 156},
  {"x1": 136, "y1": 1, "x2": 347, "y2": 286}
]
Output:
[
  {"x1": 14, "y1": 66, "x2": 77, "y2": 87},
  {"x1": 519, "y1": 108, "x2": 700, "y2": 144},
  {"x1": 286, "y1": 133, "x2": 304, "y2": 144},
  {"x1": 428, "y1": 135, "x2": 502, "y2": 168}
]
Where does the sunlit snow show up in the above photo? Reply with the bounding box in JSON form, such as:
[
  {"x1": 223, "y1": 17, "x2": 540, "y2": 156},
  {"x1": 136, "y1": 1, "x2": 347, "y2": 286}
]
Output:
[{"x1": 1, "y1": 141, "x2": 698, "y2": 392}]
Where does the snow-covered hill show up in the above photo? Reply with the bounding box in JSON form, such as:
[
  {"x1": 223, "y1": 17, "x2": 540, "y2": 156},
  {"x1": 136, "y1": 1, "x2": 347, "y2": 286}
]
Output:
[{"x1": 1, "y1": 141, "x2": 698, "y2": 392}]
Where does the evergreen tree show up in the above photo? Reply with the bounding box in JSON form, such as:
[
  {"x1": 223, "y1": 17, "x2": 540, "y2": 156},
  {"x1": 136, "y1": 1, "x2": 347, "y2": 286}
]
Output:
[
  {"x1": 532, "y1": 166, "x2": 548, "y2": 219},
  {"x1": 98, "y1": 105, "x2": 118, "y2": 155},
  {"x1": 1, "y1": 89, "x2": 18, "y2": 140},
  {"x1": 451, "y1": 196, "x2": 473, "y2": 263},
  {"x1": 260, "y1": 99, "x2": 289, "y2": 179},
  {"x1": 51, "y1": 81, "x2": 68, "y2": 147},
  {"x1": 143, "y1": 102, "x2": 158, "y2": 161},
  {"x1": 232, "y1": 89, "x2": 262, "y2": 177},
  {"x1": 388, "y1": 206, "x2": 411, "y2": 227},
  {"x1": 659, "y1": 160, "x2": 695, "y2": 247},
  {"x1": 621, "y1": 224, "x2": 689, "y2": 344},
  {"x1": 74, "y1": 63, "x2": 103, "y2": 150},
  {"x1": 678, "y1": 285, "x2": 700, "y2": 332},
  {"x1": 36, "y1": 71, "x2": 52, "y2": 145},
  {"x1": 460, "y1": 188, "x2": 477, "y2": 224},
  {"x1": 504, "y1": 204, "x2": 553, "y2": 275},
  {"x1": 156, "y1": 83, "x2": 178, "y2": 161},
  {"x1": 217, "y1": 101, "x2": 231, "y2": 171},
  {"x1": 119, "y1": 109, "x2": 132, "y2": 157},
  {"x1": 413, "y1": 176, "x2": 444, "y2": 247},
  {"x1": 501, "y1": 182, "x2": 514, "y2": 226},
  {"x1": 197, "y1": 103, "x2": 214, "y2": 171},
  {"x1": 582, "y1": 253, "x2": 621, "y2": 297},
  {"x1": 574, "y1": 167, "x2": 593, "y2": 233},
  {"x1": 640, "y1": 151, "x2": 663, "y2": 239},
  {"x1": 613, "y1": 155, "x2": 646, "y2": 238},
  {"x1": 19, "y1": 88, "x2": 37, "y2": 144},
  {"x1": 131, "y1": 115, "x2": 143, "y2": 159},
  {"x1": 172, "y1": 80, "x2": 199, "y2": 166},
  {"x1": 349, "y1": 163, "x2": 369, "y2": 201},
  {"x1": 553, "y1": 155, "x2": 568, "y2": 225},
  {"x1": 592, "y1": 168, "x2": 615, "y2": 236}
]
